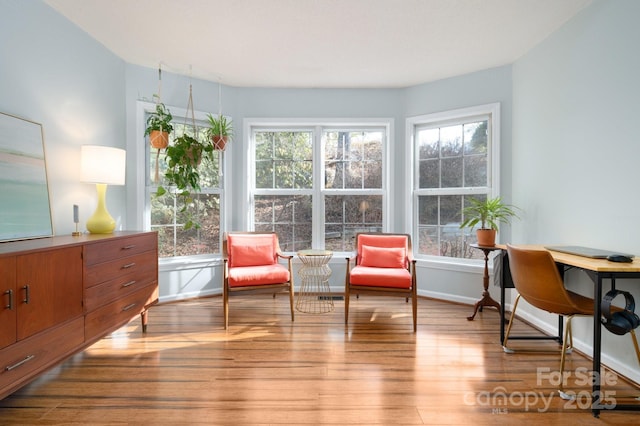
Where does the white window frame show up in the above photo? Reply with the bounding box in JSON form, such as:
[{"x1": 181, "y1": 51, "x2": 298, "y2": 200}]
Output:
[
  {"x1": 243, "y1": 117, "x2": 393, "y2": 254},
  {"x1": 406, "y1": 103, "x2": 500, "y2": 265}
]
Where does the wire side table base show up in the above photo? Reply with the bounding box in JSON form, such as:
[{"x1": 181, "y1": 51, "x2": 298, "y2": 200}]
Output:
[{"x1": 296, "y1": 250, "x2": 334, "y2": 314}]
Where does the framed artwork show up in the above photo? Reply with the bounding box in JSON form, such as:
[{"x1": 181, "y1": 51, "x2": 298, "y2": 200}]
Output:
[{"x1": 0, "y1": 112, "x2": 54, "y2": 242}]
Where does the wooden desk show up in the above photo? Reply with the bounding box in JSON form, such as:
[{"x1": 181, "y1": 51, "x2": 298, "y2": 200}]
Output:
[{"x1": 498, "y1": 245, "x2": 640, "y2": 417}]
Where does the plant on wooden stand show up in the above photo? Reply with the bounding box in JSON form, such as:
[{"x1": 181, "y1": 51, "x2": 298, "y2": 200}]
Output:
[{"x1": 459, "y1": 196, "x2": 520, "y2": 247}]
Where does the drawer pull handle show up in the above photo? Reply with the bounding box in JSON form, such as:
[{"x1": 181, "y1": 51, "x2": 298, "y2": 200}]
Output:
[
  {"x1": 5, "y1": 355, "x2": 35, "y2": 372},
  {"x1": 4, "y1": 289, "x2": 12, "y2": 310},
  {"x1": 122, "y1": 263, "x2": 136, "y2": 269},
  {"x1": 22, "y1": 285, "x2": 30, "y2": 304},
  {"x1": 123, "y1": 245, "x2": 136, "y2": 250},
  {"x1": 122, "y1": 303, "x2": 137, "y2": 312},
  {"x1": 122, "y1": 280, "x2": 137, "y2": 288}
]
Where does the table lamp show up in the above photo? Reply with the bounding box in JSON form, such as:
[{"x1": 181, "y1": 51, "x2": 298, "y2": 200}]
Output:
[{"x1": 81, "y1": 145, "x2": 126, "y2": 234}]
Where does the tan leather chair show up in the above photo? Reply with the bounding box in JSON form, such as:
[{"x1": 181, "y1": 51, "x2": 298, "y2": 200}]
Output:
[
  {"x1": 345, "y1": 233, "x2": 417, "y2": 331},
  {"x1": 223, "y1": 232, "x2": 294, "y2": 329},
  {"x1": 504, "y1": 244, "x2": 640, "y2": 399}
]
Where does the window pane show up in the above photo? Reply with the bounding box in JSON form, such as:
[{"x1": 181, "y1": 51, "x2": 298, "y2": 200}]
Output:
[
  {"x1": 254, "y1": 195, "x2": 312, "y2": 251},
  {"x1": 440, "y1": 125, "x2": 462, "y2": 157},
  {"x1": 418, "y1": 128, "x2": 439, "y2": 159},
  {"x1": 153, "y1": 193, "x2": 220, "y2": 258},
  {"x1": 419, "y1": 159, "x2": 439, "y2": 188},
  {"x1": 255, "y1": 131, "x2": 313, "y2": 189},
  {"x1": 324, "y1": 130, "x2": 382, "y2": 189},
  {"x1": 418, "y1": 196, "x2": 437, "y2": 225},
  {"x1": 324, "y1": 195, "x2": 382, "y2": 251},
  {"x1": 416, "y1": 195, "x2": 482, "y2": 259},
  {"x1": 464, "y1": 121, "x2": 487, "y2": 155},
  {"x1": 441, "y1": 157, "x2": 462, "y2": 188},
  {"x1": 464, "y1": 155, "x2": 487, "y2": 187}
]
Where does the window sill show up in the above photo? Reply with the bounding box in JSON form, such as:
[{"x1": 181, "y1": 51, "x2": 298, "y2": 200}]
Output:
[{"x1": 158, "y1": 254, "x2": 222, "y2": 272}]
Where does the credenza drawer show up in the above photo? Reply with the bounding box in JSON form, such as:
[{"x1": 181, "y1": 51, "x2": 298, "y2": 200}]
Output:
[
  {"x1": 83, "y1": 234, "x2": 157, "y2": 267},
  {"x1": 85, "y1": 284, "x2": 158, "y2": 339},
  {"x1": 84, "y1": 264, "x2": 157, "y2": 313},
  {"x1": 0, "y1": 317, "x2": 84, "y2": 396},
  {"x1": 84, "y1": 250, "x2": 157, "y2": 288}
]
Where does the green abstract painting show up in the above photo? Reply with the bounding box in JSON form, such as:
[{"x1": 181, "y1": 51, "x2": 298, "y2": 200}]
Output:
[{"x1": 0, "y1": 112, "x2": 53, "y2": 242}]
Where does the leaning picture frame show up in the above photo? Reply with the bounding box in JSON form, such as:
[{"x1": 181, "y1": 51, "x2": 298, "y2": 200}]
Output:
[{"x1": 0, "y1": 112, "x2": 54, "y2": 242}]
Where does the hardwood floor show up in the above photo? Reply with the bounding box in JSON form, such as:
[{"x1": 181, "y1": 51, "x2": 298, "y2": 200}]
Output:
[{"x1": 1, "y1": 295, "x2": 639, "y2": 425}]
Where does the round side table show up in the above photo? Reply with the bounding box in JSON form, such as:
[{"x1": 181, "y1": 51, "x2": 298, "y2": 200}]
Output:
[{"x1": 296, "y1": 249, "x2": 334, "y2": 314}]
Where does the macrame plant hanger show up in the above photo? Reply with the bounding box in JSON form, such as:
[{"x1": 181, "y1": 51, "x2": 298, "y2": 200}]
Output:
[
  {"x1": 217, "y1": 78, "x2": 224, "y2": 178},
  {"x1": 185, "y1": 81, "x2": 197, "y2": 140},
  {"x1": 153, "y1": 64, "x2": 163, "y2": 182}
]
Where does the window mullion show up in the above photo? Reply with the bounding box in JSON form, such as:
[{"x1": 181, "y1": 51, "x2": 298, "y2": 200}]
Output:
[{"x1": 312, "y1": 125, "x2": 324, "y2": 249}]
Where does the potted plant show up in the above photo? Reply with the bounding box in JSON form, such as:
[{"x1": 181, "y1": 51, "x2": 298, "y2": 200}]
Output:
[
  {"x1": 206, "y1": 113, "x2": 233, "y2": 150},
  {"x1": 459, "y1": 196, "x2": 520, "y2": 246},
  {"x1": 144, "y1": 98, "x2": 174, "y2": 149},
  {"x1": 156, "y1": 133, "x2": 213, "y2": 230}
]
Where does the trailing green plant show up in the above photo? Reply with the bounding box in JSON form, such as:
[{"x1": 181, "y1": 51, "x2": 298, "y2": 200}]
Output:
[
  {"x1": 459, "y1": 196, "x2": 520, "y2": 231},
  {"x1": 156, "y1": 133, "x2": 213, "y2": 230},
  {"x1": 144, "y1": 96, "x2": 174, "y2": 136}
]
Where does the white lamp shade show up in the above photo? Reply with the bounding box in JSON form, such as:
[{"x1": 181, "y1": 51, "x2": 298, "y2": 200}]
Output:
[{"x1": 81, "y1": 145, "x2": 126, "y2": 185}]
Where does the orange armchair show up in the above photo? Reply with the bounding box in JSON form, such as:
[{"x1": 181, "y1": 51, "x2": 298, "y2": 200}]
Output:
[
  {"x1": 345, "y1": 233, "x2": 417, "y2": 331},
  {"x1": 223, "y1": 232, "x2": 294, "y2": 329}
]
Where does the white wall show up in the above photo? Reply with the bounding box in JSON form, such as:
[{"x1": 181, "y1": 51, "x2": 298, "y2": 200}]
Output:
[
  {"x1": 0, "y1": 1, "x2": 126, "y2": 236},
  {"x1": 512, "y1": 0, "x2": 640, "y2": 383}
]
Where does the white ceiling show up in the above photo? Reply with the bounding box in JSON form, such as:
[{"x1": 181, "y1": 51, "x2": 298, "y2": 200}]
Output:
[{"x1": 45, "y1": 0, "x2": 592, "y2": 89}]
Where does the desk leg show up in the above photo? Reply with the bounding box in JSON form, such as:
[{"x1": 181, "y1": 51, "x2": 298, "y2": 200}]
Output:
[
  {"x1": 592, "y1": 275, "x2": 603, "y2": 417},
  {"x1": 500, "y1": 274, "x2": 506, "y2": 344},
  {"x1": 468, "y1": 248, "x2": 501, "y2": 321}
]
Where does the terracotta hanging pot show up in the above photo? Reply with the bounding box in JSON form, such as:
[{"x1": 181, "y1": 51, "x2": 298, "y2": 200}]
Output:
[
  {"x1": 476, "y1": 229, "x2": 497, "y2": 247},
  {"x1": 150, "y1": 130, "x2": 170, "y2": 149},
  {"x1": 212, "y1": 135, "x2": 228, "y2": 151}
]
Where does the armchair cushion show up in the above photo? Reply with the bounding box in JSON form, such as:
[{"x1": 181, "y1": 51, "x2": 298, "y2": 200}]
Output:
[
  {"x1": 228, "y1": 234, "x2": 276, "y2": 267},
  {"x1": 228, "y1": 264, "x2": 290, "y2": 288},
  {"x1": 360, "y1": 245, "x2": 405, "y2": 268},
  {"x1": 349, "y1": 265, "x2": 412, "y2": 289}
]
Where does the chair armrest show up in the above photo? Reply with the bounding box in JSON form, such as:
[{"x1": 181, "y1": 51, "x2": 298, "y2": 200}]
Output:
[{"x1": 276, "y1": 251, "x2": 293, "y2": 260}]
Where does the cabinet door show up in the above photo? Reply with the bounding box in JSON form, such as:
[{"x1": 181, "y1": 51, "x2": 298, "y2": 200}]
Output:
[
  {"x1": 16, "y1": 247, "x2": 83, "y2": 340},
  {"x1": 0, "y1": 257, "x2": 17, "y2": 350}
]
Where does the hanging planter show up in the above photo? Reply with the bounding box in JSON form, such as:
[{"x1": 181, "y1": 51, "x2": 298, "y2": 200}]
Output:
[
  {"x1": 206, "y1": 113, "x2": 233, "y2": 151},
  {"x1": 145, "y1": 67, "x2": 174, "y2": 182},
  {"x1": 149, "y1": 129, "x2": 170, "y2": 149},
  {"x1": 156, "y1": 83, "x2": 212, "y2": 230}
]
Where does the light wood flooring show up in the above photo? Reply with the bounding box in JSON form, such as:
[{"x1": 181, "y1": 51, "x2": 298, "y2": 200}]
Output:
[{"x1": 1, "y1": 295, "x2": 639, "y2": 425}]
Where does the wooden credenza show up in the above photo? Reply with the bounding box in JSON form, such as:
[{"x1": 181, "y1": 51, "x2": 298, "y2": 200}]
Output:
[{"x1": 0, "y1": 231, "x2": 158, "y2": 400}]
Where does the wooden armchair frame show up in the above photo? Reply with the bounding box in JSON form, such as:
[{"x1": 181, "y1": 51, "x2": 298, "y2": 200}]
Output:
[
  {"x1": 344, "y1": 233, "x2": 418, "y2": 331},
  {"x1": 223, "y1": 232, "x2": 294, "y2": 329}
]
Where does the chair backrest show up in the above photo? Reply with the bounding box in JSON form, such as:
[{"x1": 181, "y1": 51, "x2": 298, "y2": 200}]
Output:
[
  {"x1": 506, "y1": 244, "x2": 587, "y2": 315},
  {"x1": 356, "y1": 233, "x2": 411, "y2": 269},
  {"x1": 225, "y1": 232, "x2": 279, "y2": 268}
]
